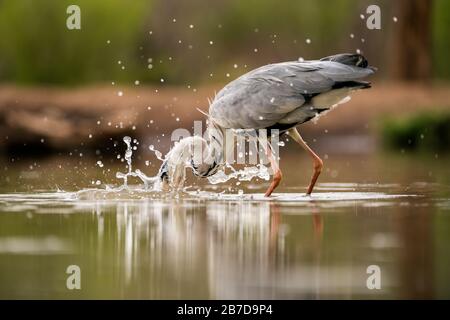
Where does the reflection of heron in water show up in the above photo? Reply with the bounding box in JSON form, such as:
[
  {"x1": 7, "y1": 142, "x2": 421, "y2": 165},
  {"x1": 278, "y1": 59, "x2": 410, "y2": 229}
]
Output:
[
  {"x1": 312, "y1": 208, "x2": 324, "y2": 241},
  {"x1": 269, "y1": 203, "x2": 324, "y2": 252},
  {"x1": 157, "y1": 53, "x2": 375, "y2": 196}
]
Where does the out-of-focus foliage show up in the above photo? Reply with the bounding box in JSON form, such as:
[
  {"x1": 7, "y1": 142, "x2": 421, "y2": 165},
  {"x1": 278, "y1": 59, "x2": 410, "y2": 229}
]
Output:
[
  {"x1": 0, "y1": 0, "x2": 151, "y2": 84},
  {"x1": 432, "y1": 0, "x2": 450, "y2": 79},
  {"x1": 210, "y1": 0, "x2": 355, "y2": 60},
  {"x1": 151, "y1": 0, "x2": 358, "y2": 84},
  {"x1": 0, "y1": 0, "x2": 448, "y2": 85},
  {"x1": 381, "y1": 112, "x2": 450, "y2": 152}
]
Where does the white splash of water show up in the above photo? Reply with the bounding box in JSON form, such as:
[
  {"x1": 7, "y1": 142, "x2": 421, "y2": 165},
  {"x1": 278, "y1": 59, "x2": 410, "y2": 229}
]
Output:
[
  {"x1": 107, "y1": 136, "x2": 273, "y2": 195},
  {"x1": 208, "y1": 164, "x2": 270, "y2": 184},
  {"x1": 149, "y1": 145, "x2": 164, "y2": 161},
  {"x1": 115, "y1": 136, "x2": 161, "y2": 191}
]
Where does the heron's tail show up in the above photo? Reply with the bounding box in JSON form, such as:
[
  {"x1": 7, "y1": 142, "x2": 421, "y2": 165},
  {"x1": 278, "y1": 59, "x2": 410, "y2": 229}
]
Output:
[
  {"x1": 332, "y1": 80, "x2": 371, "y2": 90},
  {"x1": 320, "y1": 53, "x2": 376, "y2": 71}
]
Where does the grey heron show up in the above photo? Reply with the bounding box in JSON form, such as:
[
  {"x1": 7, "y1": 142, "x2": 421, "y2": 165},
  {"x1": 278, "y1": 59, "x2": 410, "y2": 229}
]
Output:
[{"x1": 157, "y1": 53, "x2": 376, "y2": 197}]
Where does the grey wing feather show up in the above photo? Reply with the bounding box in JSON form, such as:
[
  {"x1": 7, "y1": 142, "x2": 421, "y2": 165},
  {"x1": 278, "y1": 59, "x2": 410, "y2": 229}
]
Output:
[{"x1": 209, "y1": 60, "x2": 374, "y2": 129}]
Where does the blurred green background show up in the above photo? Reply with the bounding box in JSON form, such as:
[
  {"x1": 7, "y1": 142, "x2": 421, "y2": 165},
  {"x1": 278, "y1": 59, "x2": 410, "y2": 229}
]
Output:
[
  {"x1": 0, "y1": 0, "x2": 448, "y2": 85},
  {"x1": 0, "y1": 0, "x2": 449, "y2": 156}
]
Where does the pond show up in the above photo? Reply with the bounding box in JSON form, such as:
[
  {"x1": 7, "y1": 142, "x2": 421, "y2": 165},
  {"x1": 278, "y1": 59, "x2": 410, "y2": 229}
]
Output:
[{"x1": 0, "y1": 150, "x2": 449, "y2": 299}]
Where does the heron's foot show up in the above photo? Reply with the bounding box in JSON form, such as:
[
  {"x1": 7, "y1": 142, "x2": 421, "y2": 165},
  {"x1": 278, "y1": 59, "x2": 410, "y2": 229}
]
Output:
[
  {"x1": 306, "y1": 157, "x2": 323, "y2": 195},
  {"x1": 264, "y1": 169, "x2": 282, "y2": 197}
]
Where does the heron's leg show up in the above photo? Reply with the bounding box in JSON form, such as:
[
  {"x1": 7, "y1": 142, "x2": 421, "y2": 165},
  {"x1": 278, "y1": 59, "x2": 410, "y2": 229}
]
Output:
[
  {"x1": 288, "y1": 127, "x2": 323, "y2": 195},
  {"x1": 264, "y1": 143, "x2": 282, "y2": 197}
]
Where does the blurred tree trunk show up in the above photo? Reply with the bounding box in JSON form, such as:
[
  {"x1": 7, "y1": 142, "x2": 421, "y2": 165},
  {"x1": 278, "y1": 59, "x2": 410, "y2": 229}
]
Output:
[{"x1": 393, "y1": 0, "x2": 433, "y2": 82}]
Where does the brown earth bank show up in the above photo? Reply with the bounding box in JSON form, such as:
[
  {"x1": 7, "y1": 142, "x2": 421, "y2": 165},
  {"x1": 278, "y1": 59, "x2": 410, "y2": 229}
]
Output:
[{"x1": 0, "y1": 83, "x2": 449, "y2": 154}]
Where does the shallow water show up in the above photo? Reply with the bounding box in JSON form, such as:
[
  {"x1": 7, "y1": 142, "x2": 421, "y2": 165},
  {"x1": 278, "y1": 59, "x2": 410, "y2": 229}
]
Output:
[{"x1": 0, "y1": 152, "x2": 449, "y2": 299}]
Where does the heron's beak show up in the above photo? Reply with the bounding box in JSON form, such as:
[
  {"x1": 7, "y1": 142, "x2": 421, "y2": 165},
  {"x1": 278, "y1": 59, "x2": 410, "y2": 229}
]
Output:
[
  {"x1": 160, "y1": 178, "x2": 170, "y2": 192},
  {"x1": 368, "y1": 66, "x2": 378, "y2": 72},
  {"x1": 157, "y1": 159, "x2": 170, "y2": 191}
]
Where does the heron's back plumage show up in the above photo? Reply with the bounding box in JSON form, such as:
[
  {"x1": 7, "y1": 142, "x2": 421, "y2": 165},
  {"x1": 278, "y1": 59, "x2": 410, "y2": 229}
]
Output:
[{"x1": 209, "y1": 53, "x2": 375, "y2": 132}]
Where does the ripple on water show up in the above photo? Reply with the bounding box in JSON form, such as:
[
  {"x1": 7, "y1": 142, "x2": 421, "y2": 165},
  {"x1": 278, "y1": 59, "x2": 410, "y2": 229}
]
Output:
[
  {"x1": 0, "y1": 183, "x2": 418, "y2": 213},
  {"x1": 185, "y1": 191, "x2": 415, "y2": 202}
]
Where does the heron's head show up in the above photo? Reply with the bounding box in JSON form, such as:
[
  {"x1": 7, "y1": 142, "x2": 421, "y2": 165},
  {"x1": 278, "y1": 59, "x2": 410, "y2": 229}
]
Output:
[
  {"x1": 190, "y1": 158, "x2": 221, "y2": 178},
  {"x1": 189, "y1": 134, "x2": 222, "y2": 178}
]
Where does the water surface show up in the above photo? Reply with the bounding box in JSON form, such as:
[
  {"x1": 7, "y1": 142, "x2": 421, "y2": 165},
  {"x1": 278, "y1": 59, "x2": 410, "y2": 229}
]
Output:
[{"x1": 0, "y1": 152, "x2": 449, "y2": 299}]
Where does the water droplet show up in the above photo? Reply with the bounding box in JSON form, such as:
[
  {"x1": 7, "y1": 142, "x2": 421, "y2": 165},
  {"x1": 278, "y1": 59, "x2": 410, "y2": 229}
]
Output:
[
  {"x1": 306, "y1": 38, "x2": 311, "y2": 44},
  {"x1": 134, "y1": 80, "x2": 140, "y2": 85},
  {"x1": 117, "y1": 91, "x2": 123, "y2": 97},
  {"x1": 393, "y1": 16, "x2": 398, "y2": 22},
  {"x1": 189, "y1": 24, "x2": 194, "y2": 29}
]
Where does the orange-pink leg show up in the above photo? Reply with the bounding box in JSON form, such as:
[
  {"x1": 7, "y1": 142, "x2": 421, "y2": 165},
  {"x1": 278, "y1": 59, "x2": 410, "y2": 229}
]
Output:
[
  {"x1": 288, "y1": 128, "x2": 323, "y2": 195},
  {"x1": 264, "y1": 144, "x2": 282, "y2": 197}
]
